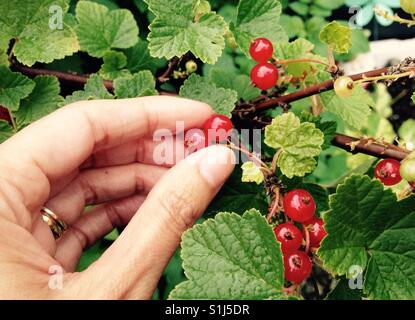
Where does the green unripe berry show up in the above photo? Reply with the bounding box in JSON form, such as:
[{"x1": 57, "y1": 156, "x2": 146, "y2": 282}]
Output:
[
  {"x1": 334, "y1": 76, "x2": 354, "y2": 98},
  {"x1": 400, "y1": 0, "x2": 415, "y2": 14},
  {"x1": 400, "y1": 157, "x2": 415, "y2": 182},
  {"x1": 185, "y1": 60, "x2": 198, "y2": 74}
]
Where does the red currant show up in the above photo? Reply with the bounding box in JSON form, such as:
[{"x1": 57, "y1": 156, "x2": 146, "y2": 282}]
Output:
[
  {"x1": 303, "y1": 217, "x2": 327, "y2": 249},
  {"x1": 249, "y1": 38, "x2": 273, "y2": 63},
  {"x1": 274, "y1": 223, "x2": 303, "y2": 253},
  {"x1": 184, "y1": 129, "x2": 207, "y2": 154},
  {"x1": 283, "y1": 189, "x2": 316, "y2": 223},
  {"x1": 374, "y1": 158, "x2": 402, "y2": 186},
  {"x1": 284, "y1": 251, "x2": 312, "y2": 284},
  {"x1": 250, "y1": 63, "x2": 279, "y2": 91},
  {"x1": 203, "y1": 114, "x2": 233, "y2": 143}
]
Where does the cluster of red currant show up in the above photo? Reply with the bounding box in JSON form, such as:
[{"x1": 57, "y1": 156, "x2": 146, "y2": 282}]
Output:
[
  {"x1": 184, "y1": 114, "x2": 234, "y2": 153},
  {"x1": 249, "y1": 38, "x2": 279, "y2": 91},
  {"x1": 274, "y1": 189, "x2": 326, "y2": 284}
]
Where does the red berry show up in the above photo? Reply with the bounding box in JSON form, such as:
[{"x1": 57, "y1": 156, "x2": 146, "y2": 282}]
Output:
[
  {"x1": 284, "y1": 251, "x2": 312, "y2": 284},
  {"x1": 184, "y1": 129, "x2": 207, "y2": 154},
  {"x1": 303, "y1": 217, "x2": 327, "y2": 249},
  {"x1": 283, "y1": 189, "x2": 316, "y2": 223},
  {"x1": 375, "y1": 159, "x2": 402, "y2": 186},
  {"x1": 203, "y1": 114, "x2": 233, "y2": 143},
  {"x1": 274, "y1": 223, "x2": 303, "y2": 253},
  {"x1": 249, "y1": 37, "x2": 273, "y2": 63},
  {"x1": 250, "y1": 63, "x2": 279, "y2": 91}
]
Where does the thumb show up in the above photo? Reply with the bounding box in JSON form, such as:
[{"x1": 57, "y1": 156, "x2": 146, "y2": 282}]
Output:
[{"x1": 73, "y1": 145, "x2": 235, "y2": 299}]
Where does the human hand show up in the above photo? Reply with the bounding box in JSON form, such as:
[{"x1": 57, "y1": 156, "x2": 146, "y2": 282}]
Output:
[{"x1": 0, "y1": 97, "x2": 235, "y2": 299}]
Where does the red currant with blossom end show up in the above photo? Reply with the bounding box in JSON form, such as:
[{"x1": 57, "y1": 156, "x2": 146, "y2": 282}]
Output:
[
  {"x1": 250, "y1": 63, "x2": 279, "y2": 91},
  {"x1": 249, "y1": 37, "x2": 273, "y2": 63},
  {"x1": 283, "y1": 189, "x2": 316, "y2": 223},
  {"x1": 284, "y1": 251, "x2": 312, "y2": 284},
  {"x1": 203, "y1": 114, "x2": 233, "y2": 143},
  {"x1": 374, "y1": 158, "x2": 402, "y2": 186},
  {"x1": 274, "y1": 223, "x2": 303, "y2": 253},
  {"x1": 303, "y1": 217, "x2": 327, "y2": 249},
  {"x1": 184, "y1": 129, "x2": 207, "y2": 154}
]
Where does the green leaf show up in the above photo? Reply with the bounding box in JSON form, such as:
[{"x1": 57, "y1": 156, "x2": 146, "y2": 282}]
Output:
[
  {"x1": 230, "y1": 0, "x2": 288, "y2": 56},
  {"x1": 280, "y1": 14, "x2": 306, "y2": 39},
  {"x1": 206, "y1": 167, "x2": 269, "y2": 217},
  {"x1": 319, "y1": 21, "x2": 352, "y2": 53},
  {"x1": 179, "y1": 74, "x2": 238, "y2": 117},
  {"x1": 0, "y1": 0, "x2": 79, "y2": 66},
  {"x1": 114, "y1": 70, "x2": 158, "y2": 98},
  {"x1": 0, "y1": 66, "x2": 35, "y2": 111},
  {"x1": 319, "y1": 175, "x2": 415, "y2": 300},
  {"x1": 326, "y1": 278, "x2": 363, "y2": 300},
  {"x1": 241, "y1": 161, "x2": 265, "y2": 184},
  {"x1": 145, "y1": 0, "x2": 227, "y2": 64},
  {"x1": 399, "y1": 119, "x2": 415, "y2": 146},
  {"x1": 300, "y1": 112, "x2": 337, "y2": 150},
  {"x1": 75, "y1": 1, "x2": 139, "y2": 58},
  {"x1": 169, "y1": 209, "x2": 286, "y2": 299},
  {"x1": 264, "y1": 112, "x2": 324, "y2": 178},
  {"x1": 208, "y1": 68, "x2": 261, "y2": 101},
  {"x1": 99, "y1": 51, "x2": 131, "y2": 80},
  {"x1": 320, "y1": 86, "x2": 373, "y2": 130},
  {"x1": 15, "y1": 76, "x2": 64, "y2": 128},
  {"x1": 289, "y1": 2, "x2": 309, "y2": 16},
  {"x1": 0, "y1": 120, "x2": 14, "y2": 143},
  {"x1": 123, "y1": 39, "x2": 166, "y2": 74},
  {"x1": 64, "y1": 74, "x2": 113, "y2": 104},
  {"x1": 273, "y1": 38, "x2": 327, "y2": 77}
]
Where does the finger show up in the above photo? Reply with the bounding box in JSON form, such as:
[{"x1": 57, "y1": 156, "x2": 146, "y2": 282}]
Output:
[
  {"x1": 80, "y1": 135, "x2": 186, "y2": 170},
  {"x1": 0, "y1": 97, "x2": 212, "y2": 212},
  {"x1": 72, "y1": 145, "x2": 235, "y2": 299},
  {"x1": 45, "y1": 163, "x2": 167, "y2": 225},
  {"x1": 54, "y1": 195, "x2": 145, "y2": 272}
]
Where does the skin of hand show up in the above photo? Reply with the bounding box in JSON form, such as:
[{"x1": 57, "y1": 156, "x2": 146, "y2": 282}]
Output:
[{"x1": 0, "y1": 96, "x2": 235, "y2": 299}]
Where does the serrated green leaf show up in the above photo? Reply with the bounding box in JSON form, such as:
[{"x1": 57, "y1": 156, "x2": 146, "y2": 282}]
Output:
[
  {"x1": 265, "y1": 113, "x2": 324, "y2": 178},
  {"x1": 208, "y1": 68, "x2": 261, "y2": 101},
  {"x1": 15, "y1": 76, "x2": 64, "y2": 128},
  {"x1": 0, "y1": 120, "x2": 14, "y2": 143},
  {"x1": 0, "y1": 66, "x2": 35, "y2": 111},
  {"x1": 230, "y1": 0, "x2": 288, "y2": 56},
  {"x1": 0, "y1": 0, "x2": 79, "y2": 66},
  {"x1": 320, "y1": 86, "x2": 373, "y2": 130},
  {"x1": 99, "y1": 51, "x2": 131, "y2": 80},
  {"x1": 169, "y1": 209, "x2": 286, "y2": 300},
  {"x1": 114, "y1": 70, "x2": 158, "y2": 98},
  {"x1": 75, "y1": 1, "x2": 139, "y2": 58},
  {"x1": 64, "y1": 74, "x2": 113, "y2": 105},
  {"x1": 145, "y1": 0, "x2": 227, "y2": 64},
  {"x1": 179, "y1": 74, "x2": 237, "y2": 117},
  {"x1": 319, "y1": 175, "x2": 415, "y2": 300},
  {"x1": 300, "y1": 112, "x2": 337, "y2": 150},
  {"x1": 123, "y1": 39, "x2": 166, "y2": 74},
  {"x1": 241, "y1": 161, "x2": 264, "y2": 184},
  {"x1": 319, "y1": 21, "x2": 352, "y2": 53}
]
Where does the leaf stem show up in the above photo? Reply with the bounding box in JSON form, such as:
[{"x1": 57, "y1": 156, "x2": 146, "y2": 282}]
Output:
[
  {"x1": 374, "y1": 6, "x2": 415, "y2": 27},
  {"x1": 275, "y1": 58, "x2": 330, "y2": 68},
  {"x1": 8, "y1": 109, "x2": 17, "y2": 132}
]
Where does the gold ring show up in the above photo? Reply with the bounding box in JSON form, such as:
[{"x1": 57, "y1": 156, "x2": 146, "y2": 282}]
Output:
[{"x1": 41, "y1": 207, "x2": 67, "y2": 239}]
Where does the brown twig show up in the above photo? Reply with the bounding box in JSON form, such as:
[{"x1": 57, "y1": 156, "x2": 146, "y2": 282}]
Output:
[
  {"x1": 11, "y1": 63, "x2": 412, "y2": 161},
  {"x1": 237, "y1": 67, "x2": 390, "y2": 113},
  {"x1": 157, "y1": 57, "x2": 180, "y2": 83},
  {"x1": 332, "y1": 134, "x2": 409, "y2": 161}
]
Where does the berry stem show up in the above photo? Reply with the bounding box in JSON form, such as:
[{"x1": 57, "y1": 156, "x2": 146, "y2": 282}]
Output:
[
  {"x1": 354, "y1": 69, "x2": 415, "y2": 85},
  {"x1": 275, "y1": 57, "x2": 330, "y2": 68},
  {"x1": 8, "y1": 109, "x2": 17, "y2": 132},
  {"x1": 303, "y1": 224, "x2": 311, "y2": 253},
  {"x1": 157, "y1": 57, "x2": 181, "y2": 83}
]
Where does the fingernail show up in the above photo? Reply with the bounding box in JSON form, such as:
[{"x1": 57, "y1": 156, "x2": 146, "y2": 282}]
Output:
[{"x1": 197, "y1": 145, "x2": 235, "y2": 187}]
